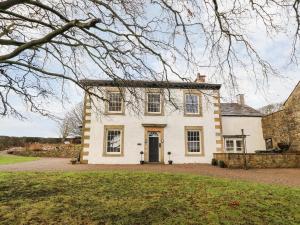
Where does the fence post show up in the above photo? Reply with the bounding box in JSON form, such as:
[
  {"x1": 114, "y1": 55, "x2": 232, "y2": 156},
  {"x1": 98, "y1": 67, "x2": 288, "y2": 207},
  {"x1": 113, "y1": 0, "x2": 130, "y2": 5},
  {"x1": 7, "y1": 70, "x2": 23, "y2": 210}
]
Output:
[{"x1": 242, "y1": 129, "x2": 248, "y2": 170}]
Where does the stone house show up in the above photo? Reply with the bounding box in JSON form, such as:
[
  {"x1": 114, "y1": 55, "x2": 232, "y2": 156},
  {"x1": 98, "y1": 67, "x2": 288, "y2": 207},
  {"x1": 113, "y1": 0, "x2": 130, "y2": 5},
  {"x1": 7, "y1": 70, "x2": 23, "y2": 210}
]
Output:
[{"x1": 262, "y1": 81, "x2": 300, "y2": 152}]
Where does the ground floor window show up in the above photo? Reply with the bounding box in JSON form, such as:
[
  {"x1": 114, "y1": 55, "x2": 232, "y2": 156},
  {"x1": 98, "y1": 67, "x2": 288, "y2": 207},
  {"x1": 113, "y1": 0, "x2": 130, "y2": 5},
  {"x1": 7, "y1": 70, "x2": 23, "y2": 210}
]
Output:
[
  {"x1": 185, "y1": 126, "x2": 204, "y2": 156},
  {"x1": 225, "y1": 138, "x2": 244, "y2": 153},
  {"x1": 103, "y1": 125, "x2": 124, "y2": 156}
]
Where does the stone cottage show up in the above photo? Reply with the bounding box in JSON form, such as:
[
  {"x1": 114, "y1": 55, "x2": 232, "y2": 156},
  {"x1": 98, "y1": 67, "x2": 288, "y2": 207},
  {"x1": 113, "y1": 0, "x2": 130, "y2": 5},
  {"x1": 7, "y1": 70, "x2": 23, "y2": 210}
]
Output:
[{"x1": 262, "y1": 81, "x2": 300, "y2": 152}]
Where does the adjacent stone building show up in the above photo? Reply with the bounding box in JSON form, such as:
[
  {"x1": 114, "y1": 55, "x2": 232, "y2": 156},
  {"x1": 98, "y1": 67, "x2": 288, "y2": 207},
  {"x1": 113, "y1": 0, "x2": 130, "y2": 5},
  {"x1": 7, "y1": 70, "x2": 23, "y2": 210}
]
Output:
[{"x1": 262, "y1": 81, "x2": 300, "y2": 152}]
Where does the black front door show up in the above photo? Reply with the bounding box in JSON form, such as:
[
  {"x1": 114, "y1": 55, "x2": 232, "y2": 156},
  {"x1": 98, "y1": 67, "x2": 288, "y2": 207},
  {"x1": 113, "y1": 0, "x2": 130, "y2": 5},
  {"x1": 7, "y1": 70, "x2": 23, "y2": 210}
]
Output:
[{"x1": 149, "y1": 132, "x2": 159, "y2": 162}]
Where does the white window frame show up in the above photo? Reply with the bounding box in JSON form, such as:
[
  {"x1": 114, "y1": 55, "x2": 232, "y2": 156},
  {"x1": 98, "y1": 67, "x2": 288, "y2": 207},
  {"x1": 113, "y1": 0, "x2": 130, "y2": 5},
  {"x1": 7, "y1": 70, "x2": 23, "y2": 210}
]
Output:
[
  {"x1": 106, "y1": 91, "x2": 124, "y2": 115},
  {"x1": 225, "y1": 139, "x2": 235, "y2": 152},
  {"x1": 185, "y1": 94, "x2": 200, "y2": 115},
  {"x1": 183, "y1": 91, "x2": 202, "y2": 117},
  {"x1": 225, "y1": 138, "x2": 244, "y2": 153},
  {"x1": 103, "y1": 125, "x2": 124, "y2": 156},
  {"x1": 185, "y1": 126, "x2": 204, "y2": 156},
  {"x1": 146, "y1": 92, "x2": 162, "y2": 115}
]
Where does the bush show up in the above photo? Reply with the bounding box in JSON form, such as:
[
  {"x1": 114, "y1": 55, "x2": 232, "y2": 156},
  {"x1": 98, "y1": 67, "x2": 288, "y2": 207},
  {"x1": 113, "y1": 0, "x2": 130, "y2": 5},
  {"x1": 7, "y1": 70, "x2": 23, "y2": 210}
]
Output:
[
  {"x1": 218, "y1": 160, "x2": 226, "y2": 168},
  {"x1": 211, "y1": 158, "x2": 218, "y2": 166}
]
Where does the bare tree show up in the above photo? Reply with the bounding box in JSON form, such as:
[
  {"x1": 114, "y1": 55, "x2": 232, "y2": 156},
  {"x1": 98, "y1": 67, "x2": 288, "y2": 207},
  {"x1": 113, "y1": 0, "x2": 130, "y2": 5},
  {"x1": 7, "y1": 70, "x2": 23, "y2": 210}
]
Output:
[
  {"x1": 0, "y1": 0, "x2": 299, "y2": 118},
  {"x1": 66, "y1": 102, "x2": 83, "y2": 137},
  {"x1": 58, "y1": 102, "x2": 83, "y2": 139},
  {"x1": 58, "y1": 114, "x2": 72, "y2": 141},
  {"x1": 258, "y1": 102, "x2": 283, "y2": 115}
]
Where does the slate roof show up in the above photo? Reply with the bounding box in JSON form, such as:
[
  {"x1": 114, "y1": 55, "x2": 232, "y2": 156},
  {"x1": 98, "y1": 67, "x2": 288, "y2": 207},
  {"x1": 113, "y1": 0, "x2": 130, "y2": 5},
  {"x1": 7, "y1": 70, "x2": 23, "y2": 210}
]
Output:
[
  {"x1": 220, "y1": 103, "x2": 263, "y2": 117},
  {"x1": 80, "y1": 79, "x2": 221, "y2": 90}
]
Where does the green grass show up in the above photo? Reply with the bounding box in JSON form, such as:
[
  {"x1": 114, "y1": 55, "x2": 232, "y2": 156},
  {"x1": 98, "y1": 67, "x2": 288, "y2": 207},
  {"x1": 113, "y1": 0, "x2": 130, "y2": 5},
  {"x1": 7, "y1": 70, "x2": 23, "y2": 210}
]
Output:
[
  {"x1": 0, "y1": 155, "x2": 38, "y2": 165},
  {"x1": 0, "y1": 172, "x2": 299, "y2": 225}
]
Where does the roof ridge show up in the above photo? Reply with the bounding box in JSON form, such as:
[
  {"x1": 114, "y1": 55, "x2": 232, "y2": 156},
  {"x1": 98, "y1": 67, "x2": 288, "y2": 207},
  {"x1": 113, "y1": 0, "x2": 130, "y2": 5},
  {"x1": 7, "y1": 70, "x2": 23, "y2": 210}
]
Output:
[
  {"x1": 80, "y1": 79, "x2": 221, "y2": 90},
  {"x1": 220, "y1": 102, "x2": 263, "y2": 117}
]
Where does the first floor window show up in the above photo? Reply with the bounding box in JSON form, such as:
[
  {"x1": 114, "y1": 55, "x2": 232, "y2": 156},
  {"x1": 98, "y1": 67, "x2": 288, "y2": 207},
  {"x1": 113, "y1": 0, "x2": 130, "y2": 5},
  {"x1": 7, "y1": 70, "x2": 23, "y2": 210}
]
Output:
[
  {"x1": 104, "y1": 126, "x2": 124, "y2": 155},
  {"x1": 225, "y1": 138, "x2": 244, "y2": 152},
  {"x1": 147, "y1": 93, "x2": 161, "y2": 113},
  {"x1": 185, "y1": 126, "x2": 203, "y2": 155},
  {"x1": 108, "y1": 92, "x2": 123, "y2": 113},
  {"x1": 185, "y1": 94, "x2": 200, "y2": 114}
]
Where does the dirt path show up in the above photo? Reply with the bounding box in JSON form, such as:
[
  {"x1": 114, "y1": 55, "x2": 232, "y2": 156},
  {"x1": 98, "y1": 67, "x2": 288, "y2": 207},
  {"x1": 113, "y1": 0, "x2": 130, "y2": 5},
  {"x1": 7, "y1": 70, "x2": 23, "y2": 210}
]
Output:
[{"x1": 0, "y1": 157, "x2": 299, "y2": 187}]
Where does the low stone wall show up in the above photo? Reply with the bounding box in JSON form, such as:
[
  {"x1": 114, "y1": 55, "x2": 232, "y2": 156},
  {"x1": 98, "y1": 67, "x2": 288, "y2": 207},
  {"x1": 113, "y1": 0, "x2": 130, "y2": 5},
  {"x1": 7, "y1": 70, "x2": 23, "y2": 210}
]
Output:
[
  {"x1": 8, "y1": 144, "x2": 81, "y2": 158},
  {"x1": 213, "y1": 153, "x2": 300, "y2": 169}
]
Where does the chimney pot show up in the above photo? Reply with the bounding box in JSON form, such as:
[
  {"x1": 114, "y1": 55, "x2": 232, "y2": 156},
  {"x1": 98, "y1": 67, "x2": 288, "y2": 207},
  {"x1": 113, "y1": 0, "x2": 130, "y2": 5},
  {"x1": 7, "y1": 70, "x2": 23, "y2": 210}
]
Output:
[
  {"x1": 237, "y1": 94, "x2": 245, "y2": 105},
  {"x1": 195, "y1": 73, "x2": 206, "y2": 83}
]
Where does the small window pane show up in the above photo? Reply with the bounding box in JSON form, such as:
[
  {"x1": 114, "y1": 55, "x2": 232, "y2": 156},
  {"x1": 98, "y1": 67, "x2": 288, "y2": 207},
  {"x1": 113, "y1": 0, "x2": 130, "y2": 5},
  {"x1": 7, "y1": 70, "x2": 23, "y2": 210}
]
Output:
[
  {"x1": 187, "y1": 130, "x2": 200, "y2": 153},
  {"x1": 265, "y1": 138, "x2": 273, "y2": 150},
  {"x1": 236, "y1": 140, "x2": 243, "y2": 152},
  {"x1": 108, "y1": 92, "x2": 122, "y2": 112},
  {"x1": 106, "y1": 130, "x2": 121, "y2": 153},
  {"x1": 147, "y1": 93, "x2": 161, "y2": 113},
  {"x1": 185, "y1": 94, "x2": 199, "y2": 114},
  {"x1": 226, "y1": 140, "x2": 234, "y2": 151}
]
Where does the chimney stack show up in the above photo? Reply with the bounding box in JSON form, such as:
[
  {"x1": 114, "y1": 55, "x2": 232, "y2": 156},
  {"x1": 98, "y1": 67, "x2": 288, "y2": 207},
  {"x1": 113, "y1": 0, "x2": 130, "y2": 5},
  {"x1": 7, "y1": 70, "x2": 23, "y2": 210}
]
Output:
[
  {"x1": 237, "y1": 94, "x2": 245, "y2": 105},
  {"x1": 195, "y1": 73, "x2": 206, "y2": 83}
]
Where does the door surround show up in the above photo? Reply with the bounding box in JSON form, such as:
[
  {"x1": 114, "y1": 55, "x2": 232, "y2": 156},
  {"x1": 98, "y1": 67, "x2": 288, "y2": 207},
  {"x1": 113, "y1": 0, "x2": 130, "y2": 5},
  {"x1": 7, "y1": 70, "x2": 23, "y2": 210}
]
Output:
[{"x1": 143, "y1": 125, "x2": 165, "y2": 163}]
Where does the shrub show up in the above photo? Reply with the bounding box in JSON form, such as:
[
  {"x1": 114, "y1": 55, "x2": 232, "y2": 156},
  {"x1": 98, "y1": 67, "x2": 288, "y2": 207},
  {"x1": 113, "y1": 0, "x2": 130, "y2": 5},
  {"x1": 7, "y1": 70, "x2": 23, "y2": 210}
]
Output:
[
  {"x1": 218, "y1": 160, "x2": 226, "y2": 168},
  {"x1": 211, "y1": 158, "x2": 218, "y2": 166}
]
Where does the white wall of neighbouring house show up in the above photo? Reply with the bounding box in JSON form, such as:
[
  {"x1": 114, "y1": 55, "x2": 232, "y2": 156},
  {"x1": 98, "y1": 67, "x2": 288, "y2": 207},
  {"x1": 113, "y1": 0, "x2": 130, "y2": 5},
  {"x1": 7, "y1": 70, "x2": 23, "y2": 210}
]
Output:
[
  {"x1": 221, "y1": 116, "x2": 266, "y2": 153},
  {"x1": 83, "y1": 88, "x2": 221, "y2": 164}
]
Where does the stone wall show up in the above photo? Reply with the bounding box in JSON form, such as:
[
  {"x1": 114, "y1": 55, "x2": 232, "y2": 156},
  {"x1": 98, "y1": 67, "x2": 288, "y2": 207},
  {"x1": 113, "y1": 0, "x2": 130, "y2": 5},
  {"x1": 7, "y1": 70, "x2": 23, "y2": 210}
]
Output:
[
  {"x1": 285, "y1": 82, "x2": 300, "y2": 152},
  {"x1": 8, "y1": 144, "x2": 81, "y2": 158},
  {"x1": 262, "y1": 82, "x2": 300, "y2": 152},
  {"x1": 262, "y1": 110, "x2": 289, "y2": 147},
  {"x1": 213, "y1": 153, "x2": 300, "y2": 169}
]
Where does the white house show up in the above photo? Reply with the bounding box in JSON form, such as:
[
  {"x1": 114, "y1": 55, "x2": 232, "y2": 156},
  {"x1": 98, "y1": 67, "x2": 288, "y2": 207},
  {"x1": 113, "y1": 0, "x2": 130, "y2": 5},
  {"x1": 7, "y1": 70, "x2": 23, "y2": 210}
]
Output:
[
  {"x1": 221, "y1": 95, "x2": 266, "y2": 153},
  {"x1": 80, "y1": 76, "x2": 224, "y2": 164},
  {"x1": 79, "y1": 78, "x2": 265, "y2": 164}
]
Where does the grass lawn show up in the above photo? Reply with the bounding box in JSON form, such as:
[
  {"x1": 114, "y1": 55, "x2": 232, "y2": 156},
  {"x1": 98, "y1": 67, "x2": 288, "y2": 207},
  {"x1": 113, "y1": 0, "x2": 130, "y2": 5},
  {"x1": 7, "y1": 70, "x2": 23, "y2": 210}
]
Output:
[
  {"x1": 0, "y1": 172, "x2": 299, "y2": 225},
  {"x1": 0, "y1": 155, "x2": 38, "y2": 165}
]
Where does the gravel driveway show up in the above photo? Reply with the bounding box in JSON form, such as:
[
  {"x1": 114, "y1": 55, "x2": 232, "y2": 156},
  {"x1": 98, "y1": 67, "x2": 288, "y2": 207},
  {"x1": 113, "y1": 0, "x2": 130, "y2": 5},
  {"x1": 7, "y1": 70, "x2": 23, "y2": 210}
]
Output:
[{"x1": 0, "y1": 157, "x2": 299, "y2": 187}]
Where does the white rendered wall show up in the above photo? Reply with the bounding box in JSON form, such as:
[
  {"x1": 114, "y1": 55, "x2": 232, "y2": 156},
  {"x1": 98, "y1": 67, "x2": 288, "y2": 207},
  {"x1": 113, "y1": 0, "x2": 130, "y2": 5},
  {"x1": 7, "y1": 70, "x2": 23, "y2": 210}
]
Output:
[
  {"x1": 83, "y1": 88, "x2": 219, "y2": 164},
  {"x1": 221, "y1": 116, "x2": 266, "y2": 153}
]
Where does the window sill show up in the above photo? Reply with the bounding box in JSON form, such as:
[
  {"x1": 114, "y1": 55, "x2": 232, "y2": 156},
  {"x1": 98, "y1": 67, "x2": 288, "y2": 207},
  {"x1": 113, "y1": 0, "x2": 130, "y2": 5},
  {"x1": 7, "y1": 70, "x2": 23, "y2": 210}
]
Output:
[
  {"x1": 144, "y1": 112, "x2": 164, "y2": 116},
  {"x1": 102, "y1": 153, "x2": 124, "y2": 157},
  {"x1": 104, "y1": 111, "x2": 125, "y2": 115},
  {"x1": 185, "y1": 153, "x2": 204, "y2": 157},
  {"x1": 184, "y1": 113, "x2": 203, "y2": 117}
]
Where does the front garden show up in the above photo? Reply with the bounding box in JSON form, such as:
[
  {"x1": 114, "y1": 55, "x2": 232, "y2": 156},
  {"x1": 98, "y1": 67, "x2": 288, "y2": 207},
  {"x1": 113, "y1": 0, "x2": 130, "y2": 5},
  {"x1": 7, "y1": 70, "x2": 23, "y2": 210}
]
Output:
[
  {"x1": 0, "y1": 155, "x2": 38, "y2": 165},
  {"x1": 0, "y1": 172, "x2": 299, "y2": 225}
]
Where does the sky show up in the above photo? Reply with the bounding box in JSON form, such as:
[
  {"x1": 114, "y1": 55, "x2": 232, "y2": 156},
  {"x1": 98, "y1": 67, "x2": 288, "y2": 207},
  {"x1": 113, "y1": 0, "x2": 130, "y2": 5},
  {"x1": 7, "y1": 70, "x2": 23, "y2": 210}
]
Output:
[{"x1": 0, "y1": 1, "x2": 299, "y2": 137}]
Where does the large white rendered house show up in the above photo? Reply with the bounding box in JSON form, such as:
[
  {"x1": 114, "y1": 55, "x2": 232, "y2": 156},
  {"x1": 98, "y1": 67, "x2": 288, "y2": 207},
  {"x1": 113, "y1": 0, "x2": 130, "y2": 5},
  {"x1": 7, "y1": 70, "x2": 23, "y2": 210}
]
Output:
[
  {"x1": 79, "y1": 77, "x2": 265, "y2": 164},
  {"x1": 80, "y1": 76, "x2": 224, "y2": 164}
]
